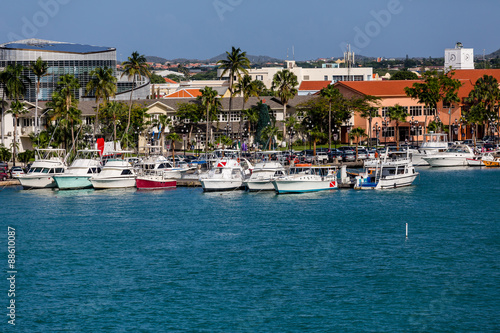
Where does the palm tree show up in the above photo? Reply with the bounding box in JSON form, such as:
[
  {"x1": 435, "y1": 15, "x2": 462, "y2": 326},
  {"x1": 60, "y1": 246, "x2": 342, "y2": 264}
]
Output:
[
  {"x1": 87, "y1": 66, "x2": 117, "y2": 140},
  {"x1": 103, "y1": 101, "x2": 122, "y2": 149},
  {"x1": 121, "y1": 51, "x2": 151, "y2": 138},
  {"x1": 465, "y1": 75, "x2": 500, "y2": 146},
  {"x1": 165, "y1": 132, "x2": 181, "y2": 167},
  {"x1": 320, "y1": 84, "x2": 345, "y2": 149},
  {"x1": 261, "y1": 124, "x2": 279, "y2": 150},
  {"x1": 198, "y1": 87, "x2": 222, "y2": 154},
  {"x1": 350, "y1": 95, "x2": 381, "y2": 148},
  {"x1": 30, "y1": 57, "x2": 48, "y2": 133},
  {"x1": 57, "y1": 74, "x2": 80, "y2": 153},
  {"x1": 405, "y1": 71, "x2": 440, "y2": 135},
  {"x1": 349, "y1": 127, "x2": 366, "y2": 160},
  {"x1": 157, "y1": 114, "x2": 172, "y2": 154},
  {"x1": 217, "y1": 46, "x2": 250, "y2": 130},
  {"x1": 4, "y1": 64, "x2": 31, "y2": 103},
  {"x1": 388, "y1": 104, "x2": 409, "y2": 150},
  {"x1": 7, "y1": 100, "x2": 28, "y2": 166},
  {"x1": 272, "y1": 69, "x2": 298, "y2": 141},
  {"x1": 233, "y1": 74, "x2": 258, "y2": 136}
]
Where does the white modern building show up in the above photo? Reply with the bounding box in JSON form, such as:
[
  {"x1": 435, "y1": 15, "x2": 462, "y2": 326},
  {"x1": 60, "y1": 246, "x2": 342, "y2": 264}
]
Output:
[{"x1": 218, "y1": 60, "x2": 373, "y2": 89}]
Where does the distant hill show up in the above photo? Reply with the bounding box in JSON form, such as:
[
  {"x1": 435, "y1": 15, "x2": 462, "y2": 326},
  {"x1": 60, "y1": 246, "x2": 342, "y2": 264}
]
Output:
[
  {"x1": 146, "y1": 56, "x2": 168, "y2": 64},
  {"x1": 206, "y1": 53, "x2": 282, "y2": 64},
  {"x1": 486, "y1": 48, "x2": 500, "y2": 59},
  {"x1": 146, "y1": 54, "x2": 283, "y2": 65}
]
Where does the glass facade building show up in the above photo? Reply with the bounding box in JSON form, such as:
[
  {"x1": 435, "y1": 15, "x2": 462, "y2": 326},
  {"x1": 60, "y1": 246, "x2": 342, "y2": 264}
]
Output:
[{"x1": 0, "y1": 38, "x2": 117, "y2": 101}]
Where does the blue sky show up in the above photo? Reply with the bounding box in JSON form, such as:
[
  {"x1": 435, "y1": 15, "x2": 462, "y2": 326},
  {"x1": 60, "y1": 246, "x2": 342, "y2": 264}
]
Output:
[{"x1": 1, "y1": 0, "x2": 499, "y2": 61}]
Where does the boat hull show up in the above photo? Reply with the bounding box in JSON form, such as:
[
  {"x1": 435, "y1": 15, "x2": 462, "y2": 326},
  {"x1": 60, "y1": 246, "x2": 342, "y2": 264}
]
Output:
[
  {"x1": 200, "y1": 179, "x2": 245, "y2": 192},
  {"x1": 272, "y1": 179, "x2": 337, "y2": 194},
  {"x1": 90, "y1": 177, "x2": 136, "y2": 189},
  {"x1": 245, "y1": 180, "x2": 274, "y2": 191},
  {"x1": 136, "y1": 177, "x2": 176, "y2": 190},
  {"x1": 18, "y1": 175, "x2": 59, "y2": 189},
  {"x1": 466, "y1": 158, "x2": 484, "y2": 167},
  {"x1": 422, "y1": 157, "x2": 469, "y2": 167},
  {"x1": 54, "y1": 175, "x2": 93, "y2": 190},
  {"x1": 377, "y1": 173, "x2": 418, "y2": 189},
  {"x1": 482, "y1": 160, "x2": 500, "y2": 167}
]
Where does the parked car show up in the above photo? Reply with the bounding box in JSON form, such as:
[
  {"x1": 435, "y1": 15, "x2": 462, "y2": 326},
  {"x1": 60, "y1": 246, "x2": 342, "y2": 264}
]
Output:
[
  {"x1": 0, "y1": 170, "x2": 8, "y2": 181},
  {"x1": 356, "y1": 149, "x2": 368, "y2": 160},
  {"x1": 342, "y1": 150, "x2": 356, "y2": 162},
  {"x1": 315, "y1": 152, "x2": 329, "y2": 164},
  {"x1": 316, "y1": 147, "x2": 331, "y2": 154},
  {"x1": 367, "y1": 149, "x2": 377, "y2": 159},
  {"x1": 483, "y1": 135, "x2": 499, "y2": 143},
  {"x1": 328, "y1": 150, "x2": 343, "y2": 163},
  {"x1": 9, "y1": 166, "x2": 25, "y2": 178}
]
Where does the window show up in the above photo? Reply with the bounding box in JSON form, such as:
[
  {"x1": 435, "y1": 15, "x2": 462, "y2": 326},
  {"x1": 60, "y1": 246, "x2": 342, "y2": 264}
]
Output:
[
  {"x1": 423, "y1": 106, "x2": 435, "y2": 116},
  {"x1": 381, "y1": 107, "x2": 389, "y2": 117},
  {"x1": 409, "y1": 106, "x2": 422, "y2": 116},
  {"x1": 230, "y1": 111, "x2": 240, "y2": 122},
  {"x1": 353, "y1": 75, "x2": 363, "y2": 81},
  {"x1": 324, "y1": 75, "x2": 328, "y2": 81},
  {"x1": 219, "y1": 113, "x2": 228, "y2": 122},
  {"x1": 303, "y1": 75, "x2": 309, "y2": 80},
  {"x1": 382, "y1": 126, "x2": 395, "y2": 137},
  {"x1": 256, "y1": 75, "x2": 263, "y2": 81},
  {"x1": 332, "y1": 76, "x2": 342, "y2": 82}
]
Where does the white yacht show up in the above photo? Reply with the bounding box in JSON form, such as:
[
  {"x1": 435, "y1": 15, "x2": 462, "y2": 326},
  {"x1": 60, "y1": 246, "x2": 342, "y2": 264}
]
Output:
[
  {"x1": 18, "y1": 148, "x2": 67, "y2": 189},
  {"x1": 90, "y1": 151, "x2": 136, "y2": 189},
  {"x1": 422, "y1": 144, "x2": 475, "y2": 167},
  {"x1": 271, "y1": 165, "x2": 338, "y2": 194},
  {"x1": 53, "y1": 149, "x2": 102, "y2": 190},
  {"x1": 409, "y1": 132, "x2": 449, "y2": 166},
  {"x1": 199, "y1": 158, "x2": 251, "y2": 192},
  {"x1": 355, "y1": 150, "x2": 419, "y2": 189},
  {"x1": 135, "y1": 154, "x2": 190, "y2": 180},
  {"x1": 244, "y1": 161, "x2": 286, "y2": 191}
]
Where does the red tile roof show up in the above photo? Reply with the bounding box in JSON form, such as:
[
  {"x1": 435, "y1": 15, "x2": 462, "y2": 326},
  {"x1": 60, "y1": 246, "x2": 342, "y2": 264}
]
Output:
[
  {"x1": 164, "y1": 89, "x2": 202, "y2": 98},
  {"x1": 452, "y1": 69, "x2": 500, "y2": 84},
  {"x1": 335, "y1": 80, "x2": 422, "y2": 97},
  {"x1": 164, "y1": 77, "x2": 178, "y2": 84},
  {"x1": 299, "y1": 81, "x2": 331, "y2": 91}
]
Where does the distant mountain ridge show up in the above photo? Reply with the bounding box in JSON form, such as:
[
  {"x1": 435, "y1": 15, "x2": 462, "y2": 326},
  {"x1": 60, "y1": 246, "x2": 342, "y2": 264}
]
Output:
[{"x1": 146, "y1": 54, "x2": 283, "y2": 64}]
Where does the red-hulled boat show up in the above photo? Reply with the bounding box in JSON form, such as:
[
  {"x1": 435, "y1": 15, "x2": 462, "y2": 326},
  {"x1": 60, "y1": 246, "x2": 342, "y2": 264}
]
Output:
[{"x1": 135, "y1": 169, "x2": 177, "y2": 190}]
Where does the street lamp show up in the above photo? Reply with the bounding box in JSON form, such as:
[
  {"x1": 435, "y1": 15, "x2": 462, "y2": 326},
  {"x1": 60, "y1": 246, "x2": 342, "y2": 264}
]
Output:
[
  {"x1": 288, "y1": 126, "x2": 296, "y2": 154},
  {"x1": 373, "y1": 122, "x2": 380, "y2": 148},
  {"x1": 410, "y1": 116, "x2": 419, "y2": 147},
  {"x1": 382, "y1": 117, "x2": 388, "y2": 148},
  {"x1": 180, "y1": 124, "x2": 188, "y2": 157},
  {"x1": 135, "y1": 126, "x2": 140, "y2": 154},
  {"x1": 453, "y1": 119, "x2": 459, "y2": 142}
]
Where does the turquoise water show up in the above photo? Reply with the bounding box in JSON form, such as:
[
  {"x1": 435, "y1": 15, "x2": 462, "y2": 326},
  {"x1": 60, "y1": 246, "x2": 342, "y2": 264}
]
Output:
[{"x1": 1, "y1": 168, "x2": 499, "y2": 332}]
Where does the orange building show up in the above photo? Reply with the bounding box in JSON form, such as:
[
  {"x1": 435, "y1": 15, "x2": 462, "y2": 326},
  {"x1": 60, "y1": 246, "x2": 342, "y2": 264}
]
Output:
[{"x1": 334, "y1": 69, "x2": 500, "y2": 145}]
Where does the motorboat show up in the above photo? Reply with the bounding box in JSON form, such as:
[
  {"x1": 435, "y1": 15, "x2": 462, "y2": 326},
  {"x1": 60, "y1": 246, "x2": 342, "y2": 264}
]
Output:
[
  {"x1": 90, "y1": 151, "x2": 136, "y2": 189},
  {"x1": 409, "y1": 132, "x2": 449, "y2": 166},
  {"x1": 422, "y1": 144, "x2": 475, "y2": 167},
  {"x1": 466, "y1": 150, "x2": 499, "y2": 167},
  {"x1": 481, "y1": 151, "x2": 500, "y2": 167},
  {"x1": 53, "y1": 149, "x2": 102, "y2": 190},
  {"x1": 135, "y1": 154, "x2": 190, "y2": 180},
  {"x1": 135, "y1": 169, "x2": 176, "y2": 190},
  {"x1": 244, "y1": 161, "x2": 286, "y2": 191},
  {"x1": 354, "y1": 150, "x2": 419, "y2": 190},
  {"x1": 199, "y1": 158, "x2": 252, "y2": 192},
  {"x1": 271, "y1": 165, "x2": 338, "y2": 194},
  {"x1": 18, "y1": 148, "x2": 67, "y2": 189}
]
